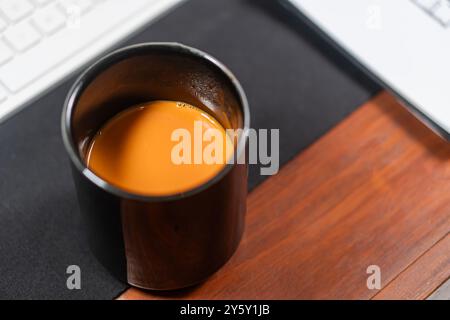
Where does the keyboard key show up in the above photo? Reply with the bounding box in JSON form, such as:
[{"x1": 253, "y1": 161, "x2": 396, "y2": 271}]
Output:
[
  {"x1": 3, "y1": 21, "x2": 41, "y2": 52},
  {"x1": 0, "y1": 0, "x2": 34, "y2": 22},
  {"x1": 59, "y1": 0, "x2": 93, "y2": 14},
  {"x1": 434, "y1": 1, "x2": 450, "y2": 24},
  {"x1": 0, "y1": 85, "x2": 7, "y2": 102},
  {"x1": 0, "y1": 40, "x2": 13, "y2": 65},
  {"x1": 32, "y1": 5, "x2": 65, "y2": 35}
]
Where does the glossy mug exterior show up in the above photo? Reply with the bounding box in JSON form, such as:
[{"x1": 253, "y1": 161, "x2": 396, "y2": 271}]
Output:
[{"x1": 61, "y1": 43, "x2": 249, "y2": 290}]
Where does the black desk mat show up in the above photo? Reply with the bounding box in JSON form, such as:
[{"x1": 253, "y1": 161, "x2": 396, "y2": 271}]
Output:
[{"x1": 0, "y1": 0, "x2": 379, "y2": 299}]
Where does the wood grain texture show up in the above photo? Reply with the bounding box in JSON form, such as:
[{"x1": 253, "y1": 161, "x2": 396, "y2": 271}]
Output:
[
  {"x1": 119, "y1": 92, "x2": 450, "y2": 300},
  {"x1": 373, "y1": 234, "x2": 449, "y2": 300}
]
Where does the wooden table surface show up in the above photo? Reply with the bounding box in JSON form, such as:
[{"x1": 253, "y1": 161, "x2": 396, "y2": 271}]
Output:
[{"x1": 119, "y1": 92, "x2": 450, "y2": 300}]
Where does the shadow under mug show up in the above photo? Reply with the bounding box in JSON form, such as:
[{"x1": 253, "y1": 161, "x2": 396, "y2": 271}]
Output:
[{"x1": 61, "y1": 43, "x2": 250, "y2": 290}]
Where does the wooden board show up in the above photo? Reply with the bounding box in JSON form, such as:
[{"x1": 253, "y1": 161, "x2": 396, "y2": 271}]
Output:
[
  {"x1": 373, "y1": 234, "x2": 449, "y2": 300},
  {"x1": 119, "y1": 92, "x2": 450, "y2": 300}
]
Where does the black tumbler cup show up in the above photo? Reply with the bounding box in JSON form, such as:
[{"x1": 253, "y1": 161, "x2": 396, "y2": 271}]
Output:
[{"x1": 61, "y1": 43, "x2": 249, "y2": 290}]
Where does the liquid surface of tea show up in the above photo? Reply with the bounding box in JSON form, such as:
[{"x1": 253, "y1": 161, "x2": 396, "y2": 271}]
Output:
[{"x1": 86, "y1": 100, "x2": 233, "y2": 196}]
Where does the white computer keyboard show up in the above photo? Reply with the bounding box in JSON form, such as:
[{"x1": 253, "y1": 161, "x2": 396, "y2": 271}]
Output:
[{"x1": 0, "y1": 0, "x2": 185, "y2": 122}]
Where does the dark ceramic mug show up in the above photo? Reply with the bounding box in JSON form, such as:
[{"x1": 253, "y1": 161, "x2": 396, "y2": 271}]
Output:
[{"x1": 61, "y1": 42, "x2": 249, "y2": 290}]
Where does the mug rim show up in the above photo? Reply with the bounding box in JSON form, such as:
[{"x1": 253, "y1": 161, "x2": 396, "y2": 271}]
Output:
[{"x1": 61, "y1": 42, "x2": 250, "y2": 202}]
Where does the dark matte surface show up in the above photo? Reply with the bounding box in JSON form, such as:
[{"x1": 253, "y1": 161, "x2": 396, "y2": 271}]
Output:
[{"x1": 0, "y1": 0, "x2": 379, "y2": 299}]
